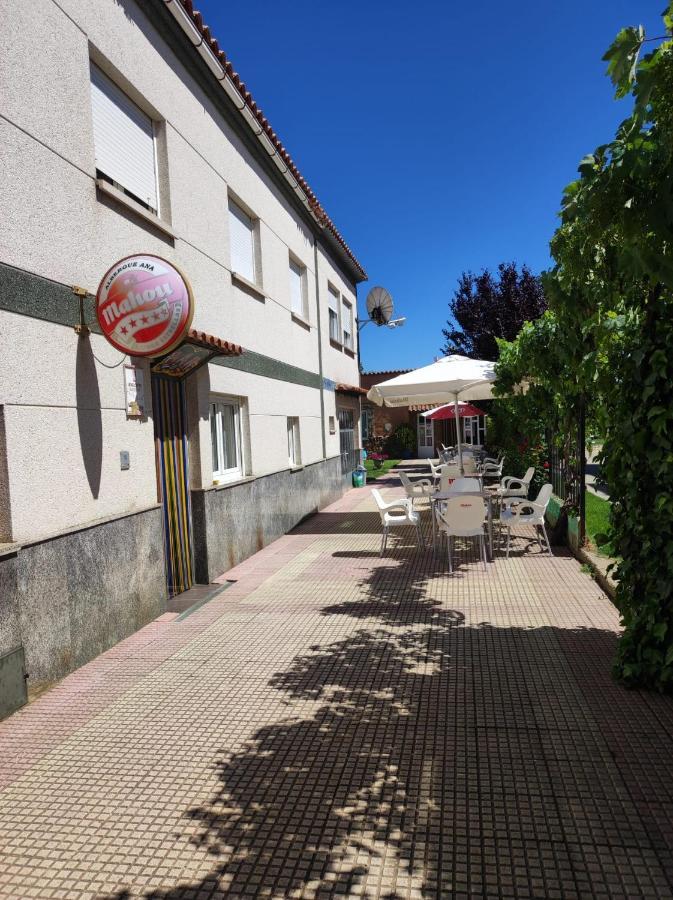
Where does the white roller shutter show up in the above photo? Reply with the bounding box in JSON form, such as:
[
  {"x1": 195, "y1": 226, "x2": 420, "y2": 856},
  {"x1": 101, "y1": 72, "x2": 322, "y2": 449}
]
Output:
[
  {"x1": 90, "y1": 64, "x2": 158, "y2": 211},
  {"x1": 229, "y1": 201, "x2": 256, "y2": 282}
]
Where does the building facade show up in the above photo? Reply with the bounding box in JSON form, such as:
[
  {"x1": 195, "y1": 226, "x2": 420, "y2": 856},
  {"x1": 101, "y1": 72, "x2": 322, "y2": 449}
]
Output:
[
  {"x1": 0, "y1": 0, "x2": 366, "y2": 700},
  {"x1": 361, "y1": 371, "x2": 486, "y2": 459}
]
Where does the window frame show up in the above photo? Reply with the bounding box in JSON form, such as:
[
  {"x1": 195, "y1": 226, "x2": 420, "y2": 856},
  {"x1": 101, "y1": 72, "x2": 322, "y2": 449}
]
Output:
[
  {"x1": 89, "y1": 62, "x2": 159, "y2": 214},
  {"x1": 210, "y1": 396, "x2": 244, "y2": 483},
  {"x1": 361, "y1": 407, "x2": 374, "y2": 442},
  {"x1": 342, "y1": 298, "x2": 354, "y2": 350},
  {"x1": 418, "y1": 413, "x2": 434, "y2": 450},
  {"x1": 228, "y1": 197, "x2": 261, "y2": 286},
  {"x1": 287, "y1": 416, "x2": 302, "y2": 467},
  {"x1": 328, "y1": 284, "x2": 341, "y2": 345},
  {"x1": 289, "y1": 255, "x2": 308, "y2": 320}
]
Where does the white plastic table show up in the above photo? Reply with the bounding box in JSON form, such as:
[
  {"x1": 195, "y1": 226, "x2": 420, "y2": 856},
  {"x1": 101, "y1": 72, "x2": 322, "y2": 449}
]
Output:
[{"x1": 430, "y1": 489, "x2": 495, "y2": 561}]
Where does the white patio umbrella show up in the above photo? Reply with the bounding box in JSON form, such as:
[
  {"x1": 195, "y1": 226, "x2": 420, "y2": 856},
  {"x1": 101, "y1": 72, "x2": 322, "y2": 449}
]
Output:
[{"x1": 366, "y1": 354, "x2": 497, "y2": 473}]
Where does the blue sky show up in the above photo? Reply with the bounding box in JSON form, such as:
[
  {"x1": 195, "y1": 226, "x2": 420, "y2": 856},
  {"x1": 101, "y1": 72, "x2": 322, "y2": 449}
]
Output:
[{"x1": 197, "y1": 0, "x2": 664, "y2": 371}]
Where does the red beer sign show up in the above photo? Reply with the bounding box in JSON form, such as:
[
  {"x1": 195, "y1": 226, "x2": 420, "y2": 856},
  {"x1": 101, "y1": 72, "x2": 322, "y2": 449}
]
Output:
[{"x1": 96, "y1": 254, "x2": 194, "y2": 357}]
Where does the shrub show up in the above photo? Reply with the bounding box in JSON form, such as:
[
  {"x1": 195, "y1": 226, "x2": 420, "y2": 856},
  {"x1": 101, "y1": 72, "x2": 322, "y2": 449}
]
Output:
[{"x1": 385, "y1": 424, "x2": 416, "y2": 457}]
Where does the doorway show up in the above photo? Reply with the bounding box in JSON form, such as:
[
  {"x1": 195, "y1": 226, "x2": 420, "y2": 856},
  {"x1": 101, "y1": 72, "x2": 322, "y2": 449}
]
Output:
[
  {"x1": 152, "y1": 376, "x2": 194, "y2": 597},
  {"x1": 338, "y1": 407, "x2": 356, "y2": 473},
  {"x1": 417, "y1": 413, "x2": 434, "y2": 458}
]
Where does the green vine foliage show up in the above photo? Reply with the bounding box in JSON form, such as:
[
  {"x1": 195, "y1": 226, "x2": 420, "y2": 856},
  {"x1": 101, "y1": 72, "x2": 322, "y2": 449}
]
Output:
[{"x1": 495, "y1": 7, "x2": 673, "y2": 690}]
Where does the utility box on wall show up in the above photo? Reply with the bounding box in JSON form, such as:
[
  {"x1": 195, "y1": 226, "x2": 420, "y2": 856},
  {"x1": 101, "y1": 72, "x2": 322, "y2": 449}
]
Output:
[{"x1": 0, "y1": 646, "x2": 27, "y2": 721}]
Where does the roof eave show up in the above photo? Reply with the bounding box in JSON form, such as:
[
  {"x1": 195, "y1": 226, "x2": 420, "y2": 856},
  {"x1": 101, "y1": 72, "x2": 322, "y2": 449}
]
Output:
[{"x1": 163, "y1": 0, "x2": 367, "y2": 283}]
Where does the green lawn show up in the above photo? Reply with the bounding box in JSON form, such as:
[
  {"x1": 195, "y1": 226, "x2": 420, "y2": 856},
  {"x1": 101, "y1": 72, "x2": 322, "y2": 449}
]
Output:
[
  {"x1": 365, "y1": 458, "x2": 401, "y2": 481},
  {"x1": 585, "y1": 490, "x2": 613, "y2": 555}
]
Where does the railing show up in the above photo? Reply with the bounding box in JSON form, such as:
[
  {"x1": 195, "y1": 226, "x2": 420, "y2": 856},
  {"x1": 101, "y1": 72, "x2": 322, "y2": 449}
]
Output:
[
  {"x1": 338, "y1": 408, "x2": 358, "y2": 476},
  {"x1": 546, "y1": 398, "x2": 586, "y2": 543}
]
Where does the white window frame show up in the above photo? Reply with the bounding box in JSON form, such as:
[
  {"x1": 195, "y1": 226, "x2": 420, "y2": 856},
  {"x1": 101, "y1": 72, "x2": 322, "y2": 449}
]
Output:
[
  {"x1": 462, "y1": 415, "x2": 486, "y2": 446},
  {"x1": 228, "y1": 198, "x2": 260, "y2": 285},
  {"x1": 289, "y1": 256, "x2": 308, "y2": 320},
  {"x1": 90, "y1": 63, "x2": 158, "y2": 213},
  {"x1": 342, "y1": 298, "x2": 354, "y2": 350},
  {"x1": 210, "y1": 397, "x2": 243, "y2": 483},
  {"x1": 418, "y1": 413, "x2": 434, "y2": 450},
  {"x1": 466, "y1": 415, "x2": 485, "y2": 445},
  {"x1": 328, "y1": 285, "x2": 341, "y2": 344},
  {"x1": 287, "y1": 416, "x2": 301, "y2": 467},
  {"x1": 361, "y1": 407, "x2": 374, "y2": 442}
]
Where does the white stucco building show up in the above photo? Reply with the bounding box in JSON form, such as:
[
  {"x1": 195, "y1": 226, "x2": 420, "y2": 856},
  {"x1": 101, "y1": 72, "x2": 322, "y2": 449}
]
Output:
[{"x1": 0, "y1": 0, "x2": 367, "y2": 705}]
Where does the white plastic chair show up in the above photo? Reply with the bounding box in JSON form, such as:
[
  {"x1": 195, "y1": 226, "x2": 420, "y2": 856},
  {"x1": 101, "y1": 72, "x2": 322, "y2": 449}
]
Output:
[
  {"x1": 481, "y1": 455, "x2": 505, "y2": 481},
  {"x1": 428, "y1": 458, "x2": 447, "y2": 485},
  {"x1": 439, "y1": 447, "x2": 456, "y2": 464},
  {"x1": 438, "y1": 465, "x2": 461, "y2": 493},
  {"x1": 500, "y1": 483, "x2": 553, "y2": 558},
  {"x1": 399, "y1": 470, "x2": 434, "y2": 507},
  {"x1": 499, "y1": 467, "x2": 535, "y2": 499},
  {"x1": 372, "y1": 488, "x2": 424, "y2": 557},
  {"x1": 435, "y1": 495, "x2": 488, "y2": 572}
]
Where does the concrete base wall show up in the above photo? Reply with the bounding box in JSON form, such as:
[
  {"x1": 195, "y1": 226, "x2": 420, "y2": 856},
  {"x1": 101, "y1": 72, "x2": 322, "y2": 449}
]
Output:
[
  {"x1": 546, "y1": 495, "x2": 581, "y2": 552},
  {"x1": 0, "y1": 506, "x2": 165, "y2": 693},
  {"x1": 192, "y1": 455, "x2": 349, "y2": 581}
]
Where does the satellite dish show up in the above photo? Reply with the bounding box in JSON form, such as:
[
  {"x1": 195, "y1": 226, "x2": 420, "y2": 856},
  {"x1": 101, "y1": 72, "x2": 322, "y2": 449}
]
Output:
[{"x1": 366, "y1": 286, "x2": 394, "y2": 326}]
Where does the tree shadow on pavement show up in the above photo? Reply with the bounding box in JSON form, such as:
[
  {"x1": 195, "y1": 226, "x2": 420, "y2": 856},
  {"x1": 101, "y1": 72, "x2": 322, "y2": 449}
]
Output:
[{"x1": 111, "y1": 540, "x2": 673, "y2": 898}]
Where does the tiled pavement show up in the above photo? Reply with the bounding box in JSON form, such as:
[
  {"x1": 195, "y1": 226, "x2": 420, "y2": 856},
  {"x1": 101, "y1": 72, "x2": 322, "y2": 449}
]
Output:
[{"x1": 2, "y1": 475, "x2": 673, "y2": 899}]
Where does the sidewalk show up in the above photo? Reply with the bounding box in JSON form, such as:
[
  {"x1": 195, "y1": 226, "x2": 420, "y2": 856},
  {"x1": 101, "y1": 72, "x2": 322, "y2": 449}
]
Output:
[{"x1": 1, "y1": 476, "x2": 673, "y2": 898}]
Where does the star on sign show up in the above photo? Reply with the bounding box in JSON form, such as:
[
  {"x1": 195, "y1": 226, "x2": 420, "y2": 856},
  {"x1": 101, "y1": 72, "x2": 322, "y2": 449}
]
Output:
[
  {"x1": 121, "y1": 327, "x2": 128, "y2": 335},
  {"x1": 130, "y1": 319, "x2": 137, "y2": 327},
  {"x1": 141, "y1": 316, "x2": 149, "y2": 324}
]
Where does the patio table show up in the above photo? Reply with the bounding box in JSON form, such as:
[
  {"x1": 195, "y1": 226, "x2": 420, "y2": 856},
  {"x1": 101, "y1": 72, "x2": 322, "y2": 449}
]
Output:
[{"x1": 430, "y1": 489, "x2": 495, "y2": 561}]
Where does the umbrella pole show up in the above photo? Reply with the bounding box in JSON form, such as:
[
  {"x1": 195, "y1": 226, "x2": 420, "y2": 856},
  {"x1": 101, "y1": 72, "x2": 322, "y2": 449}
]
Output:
[{"x1": 454, "y1": 394, "x2": 463, "y2": 475}]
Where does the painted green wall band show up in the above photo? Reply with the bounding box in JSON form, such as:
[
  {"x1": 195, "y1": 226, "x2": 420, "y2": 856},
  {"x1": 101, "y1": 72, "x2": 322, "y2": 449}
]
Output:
[{"x1": 0, "y1": 262, "x2": 331, "y2": 391}]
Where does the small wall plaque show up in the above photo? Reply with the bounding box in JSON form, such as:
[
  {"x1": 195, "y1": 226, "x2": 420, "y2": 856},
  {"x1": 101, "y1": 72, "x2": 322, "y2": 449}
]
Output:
[
  {"x1": 120, "y1": 451, "x2": 130, "y2": 470},
  {"x1": 124, "y1": 365, "x2": 145, "y2": 418}
]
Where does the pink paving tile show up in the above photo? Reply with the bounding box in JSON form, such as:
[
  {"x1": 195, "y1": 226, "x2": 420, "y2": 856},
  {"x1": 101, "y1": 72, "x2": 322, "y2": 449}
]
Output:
[{"x1": 1, "y1": 476, "x2": 673, "y2": 898}]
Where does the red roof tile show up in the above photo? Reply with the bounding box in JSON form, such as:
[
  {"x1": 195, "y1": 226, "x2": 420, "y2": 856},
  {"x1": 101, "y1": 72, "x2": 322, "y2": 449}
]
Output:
[
  {"x1": 187, "y1": 328, "x2": 243, "y2": 356},
  {"x1": 175, "y1": 0, "x2": 367, "y2": 282},
  {"x1": 336, "y1": 382, "x2": 367, "y2": 396}
]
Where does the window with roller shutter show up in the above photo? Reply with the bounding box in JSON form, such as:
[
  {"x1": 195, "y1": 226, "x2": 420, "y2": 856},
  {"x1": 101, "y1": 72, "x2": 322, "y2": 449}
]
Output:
[
  {"x1": 90, "y1": 64, "x2": 158, "y2": 212},
  {"x1": 229, "y1": 200, "x2": 259, "y2": 285}
]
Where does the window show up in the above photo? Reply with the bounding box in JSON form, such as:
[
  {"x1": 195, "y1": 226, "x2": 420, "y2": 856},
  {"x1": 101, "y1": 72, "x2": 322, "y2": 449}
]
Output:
[
  {"x1": 210, "y1": 398, "x2": 243, "y2": 482},
  {"x1": 342, "y1": 299, "x2": 354, "y2": 350},
  {"x1": 361, "y1": 408, "x2": 373, "y2": 442},
  {"x1": 329, "y1": 415, "x2": 336, "y2": 435},
  {"x1": 328, "y1": 285, "x2": 340, "y2": 343},
  {"x1": 229, "y1": 199, "x2": 258, "y2": 284},
  {"x1": 90, "y1": 64, "x2": 158, "y2": 212},
  {"x1": 287, "y1": 417, "x2": 301, "y2": 466},
  {"x1": 289, "y1": 257, "x2": 307, "y2": 319},
  {"x1": 463, "y1": 415, "x2": 486, "y2": 446}
]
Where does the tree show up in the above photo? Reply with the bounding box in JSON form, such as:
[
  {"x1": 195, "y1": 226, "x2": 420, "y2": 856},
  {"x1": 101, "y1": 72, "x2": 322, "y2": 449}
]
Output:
[
  {"x1": 495, "y1": 6, "x2": 673, "y2": 690},
  {"x1": 441, "y1": 262, "x2": 547, "y2": 361}
]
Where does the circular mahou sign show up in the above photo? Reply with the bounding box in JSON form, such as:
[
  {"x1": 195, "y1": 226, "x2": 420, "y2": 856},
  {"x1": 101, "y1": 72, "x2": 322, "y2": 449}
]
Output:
[{"x1": 96, "y1": 254, "x2": 194, "y2": 357}]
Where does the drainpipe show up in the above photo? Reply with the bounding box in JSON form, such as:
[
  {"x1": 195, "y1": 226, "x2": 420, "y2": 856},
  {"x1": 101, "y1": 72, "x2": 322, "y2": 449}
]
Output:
[{"x1": 313, "y1": 238, "x2": 327, "y2": 458}]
